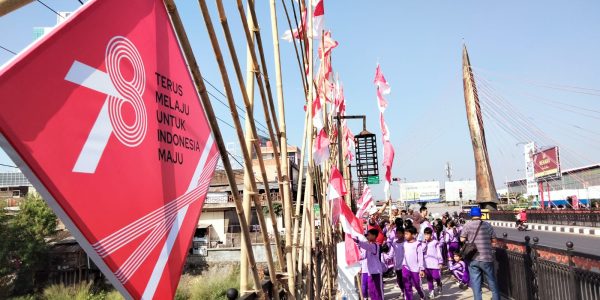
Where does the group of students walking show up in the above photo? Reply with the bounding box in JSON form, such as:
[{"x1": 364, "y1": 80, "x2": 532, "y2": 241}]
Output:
[{"x1": 354, "y1": 206, "x2": 493, "y2": 300}]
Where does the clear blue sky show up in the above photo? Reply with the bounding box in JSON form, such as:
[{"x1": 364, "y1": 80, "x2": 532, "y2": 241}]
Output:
[{"x1": 1, "y1": 1, "x2": 599, "y2": 199}]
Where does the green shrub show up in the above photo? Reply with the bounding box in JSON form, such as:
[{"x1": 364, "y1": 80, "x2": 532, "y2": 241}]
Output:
[{"x1": 176, "y1": 266, "x2": 240, "y2": 300}]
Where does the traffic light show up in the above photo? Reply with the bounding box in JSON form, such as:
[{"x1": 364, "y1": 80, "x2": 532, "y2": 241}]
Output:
[{"x1": 459, "y1": 189, "x2": 463, "y2": 199}]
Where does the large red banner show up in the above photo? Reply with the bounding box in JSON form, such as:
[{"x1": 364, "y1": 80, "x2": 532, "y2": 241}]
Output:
[
  {"x1": 533, "y1": 147, "x2": 560, "y2": 179},
  {"x1": 0, "y1": 0, "x2": 219, "y2": 298}
]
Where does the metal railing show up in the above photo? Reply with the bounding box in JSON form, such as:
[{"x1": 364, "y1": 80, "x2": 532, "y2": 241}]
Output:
[
  {"x1": 494, "y1": 234, "x2": 600, "y2": 300},
  {"x1": 488, "y1": 210, "x2": 600, "y2": 227}
]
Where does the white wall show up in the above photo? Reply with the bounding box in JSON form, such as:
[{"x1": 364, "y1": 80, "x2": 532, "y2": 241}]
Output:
[{"x1": 198, "y1": 211, "x2": 225, "y2": 242}]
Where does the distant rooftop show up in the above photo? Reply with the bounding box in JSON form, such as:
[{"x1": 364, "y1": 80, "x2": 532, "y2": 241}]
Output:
[{"x1": 0, "y1": 172, "x2": 32, "y2": 188}]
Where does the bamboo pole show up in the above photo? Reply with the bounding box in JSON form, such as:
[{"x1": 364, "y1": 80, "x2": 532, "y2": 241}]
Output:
[
  {"x1": 240, "y1": 2, "x2": 256, "y2": 292},
  {"x1": 247, "y1": 0, "x2": 281, "y2": 140},
  {"x1": 197, "y1": 2, "x2": 280, "y2": 299},
  {"x1": 304, "y1": 1, "x2": 315, "y2": 299},
  {"x1": 292, "y1": 109, "x2": 309, "y2": 276},
  {"x1": 0, "y1": 0, "x2": 33, "y2": 17},
  {"x1": 233, "y1": 5, "x2": 290, "y2": 271},
  {"x1": 162, "y1": 0, "x2": 264, "y2": 296},
  {"x1": 235, "y1": 0, "x2": 286, "y2": 196},
  {"x1": 279, "y1": 0, "x2": 308, "y2": 94},
  {"x1": 268, "y1": 0, "x2": 296, "y2": 298},
  {"x1": 209, "y1": 0, "x2": 286, "y2": 272}
]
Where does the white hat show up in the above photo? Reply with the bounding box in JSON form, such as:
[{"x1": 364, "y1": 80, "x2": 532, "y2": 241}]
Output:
[
  {"x1": 368, "y1": 206, "x2": 379, "y2": 215},
  {"x1": 391, "y1": 205, "x2": 398, "y2": 210}
]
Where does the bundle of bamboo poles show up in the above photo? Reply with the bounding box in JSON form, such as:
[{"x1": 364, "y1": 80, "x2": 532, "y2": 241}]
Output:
[
  {"x1": 0, "y1": 0, "x2": 347, "y2": 298},
  {"x1": 196, "y1": 0, "x2": 347, "y2": 299}
]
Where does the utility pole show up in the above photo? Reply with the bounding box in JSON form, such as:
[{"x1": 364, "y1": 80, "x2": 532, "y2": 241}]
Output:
[{"x1": 445, "y1": 162, "x2": 453, "y2": 182}]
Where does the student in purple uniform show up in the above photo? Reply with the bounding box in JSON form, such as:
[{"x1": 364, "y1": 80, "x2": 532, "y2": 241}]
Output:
[
  {"x1": 422, "y1": 227, "x2": 444, "y2": 298},
  {"x1": 402, "y1": 226, "x2": 426, "y2": 300},
  {"x1": 417, "y1": 206, "x2": 432, "y2": 242},
  {"x1": 445, "y1": 220, "x2": 461, "y2": 265},
  {"x1": 390, "y1": 227, "x2": 405, "y2": 298},
  {"x1": 449, "y1": 251, "x2": 470, "y2": 289},
  {"x1": 355, "y1": 229, "x2": 384, "y2": 300},
  {"x1": 359, "y1": 248, "x2": 369, "y2": 299}
]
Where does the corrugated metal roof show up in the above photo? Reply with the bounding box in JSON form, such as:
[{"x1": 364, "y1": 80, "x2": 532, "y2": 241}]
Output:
[{"x1": 0, "y1": 172, "x2": 32, "y2": 188}]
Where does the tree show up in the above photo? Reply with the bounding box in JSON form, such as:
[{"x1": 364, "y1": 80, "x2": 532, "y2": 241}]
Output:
[
  {"x1": 262, "y1": 203, "x2": 283, "y2": 217},
  {"x1": 14, "y1": 193, "x2": 57, "y2": 239},
  {"x1": 0, "y1": 193, "x2": 57, "y2": 296}
]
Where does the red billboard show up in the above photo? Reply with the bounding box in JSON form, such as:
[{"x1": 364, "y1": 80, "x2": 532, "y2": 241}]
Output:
[
  {"x1": 0, "y1": 0, "x2": 218, "y2": 298},
  {"x1": 533, "y1": 147, "x2": 560, "y2": 179}
]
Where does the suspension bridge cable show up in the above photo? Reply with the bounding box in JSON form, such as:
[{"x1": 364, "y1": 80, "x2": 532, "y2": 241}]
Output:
[
  {"x1": 472, "y1": 66, "x2": 600, "y2": 96},
  {"x1": 476, "y1": 78, "x2": 593, "y2": 186},
  {"x1": 0, "y1": 45, "x2": 17, "y2": 55},
  {"x1": 36, "y1": 0, "x2": 65, "y2": 19}
]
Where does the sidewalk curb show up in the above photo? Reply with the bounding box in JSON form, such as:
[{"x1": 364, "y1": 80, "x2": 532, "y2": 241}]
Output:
[{"x1": 490, "y1": 220, "x2": 600, "y2": 237}]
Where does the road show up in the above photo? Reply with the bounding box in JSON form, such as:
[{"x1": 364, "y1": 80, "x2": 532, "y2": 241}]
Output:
[{"x1": 492, "y1": 225, "x2": 600, "y2": 255}]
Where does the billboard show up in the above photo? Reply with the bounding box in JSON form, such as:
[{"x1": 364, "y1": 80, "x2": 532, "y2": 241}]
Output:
[
  {"x1": 534, "y1": 147, "x2": 561, "y2": 179},
  {"x1": 400, "y1": 181, "x2": 441, "y2": 203},
  {"x1": 444, "y1": 180, "x2": 476, "y2": 202},
  {"x1": 0, "y1": 0, "x2": 219, "y2": 298},
  {"x1": 524, "y1": 142, "x2": 539, "y2": 198}
]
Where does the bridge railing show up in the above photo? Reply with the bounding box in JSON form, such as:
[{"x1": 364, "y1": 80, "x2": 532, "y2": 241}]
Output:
[
  {"x1": 494, "y1": 233, "x2": 600, "y2": 300},
  {"x1": 487, "y1": 210, "x2": 600, "y2": 227}
]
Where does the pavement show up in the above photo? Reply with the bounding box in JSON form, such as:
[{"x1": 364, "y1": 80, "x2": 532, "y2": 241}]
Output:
[
  {"x1": 490, "y1": 220, "x2": 600, "y2": 236},
  {"x1": 492, "y1": 225, "x2": 600, "y2": 254},
  {"x1": 382, "y1": 272, "x2": 494, "y2": 300}
]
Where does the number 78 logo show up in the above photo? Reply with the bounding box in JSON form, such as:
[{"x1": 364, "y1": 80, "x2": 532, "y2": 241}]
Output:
[{"x1": 65, "y1": 36, "x2": 147, "y2": 174}]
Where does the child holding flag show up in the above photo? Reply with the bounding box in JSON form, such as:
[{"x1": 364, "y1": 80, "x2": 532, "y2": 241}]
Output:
[{"x1": 355, "y1": 229, "x2": 384, "y2": 300}]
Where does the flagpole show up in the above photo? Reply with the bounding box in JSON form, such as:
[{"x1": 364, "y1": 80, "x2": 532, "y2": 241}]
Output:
[
  {"x1": 162, "y1": 0, "x2": 264, "y2": 296},
  {"x1": 240, "y1": 1, "x2": 256, "y2": 292},
  {"x1": 304, "y1": 0, "x2": 315, "y2": 298},
  {"x1": 269, "y1": 0, "x2": 296, "y2": 297},
  {"x1": 197, "y1": 2, "x2": 280, "y2": 298}
]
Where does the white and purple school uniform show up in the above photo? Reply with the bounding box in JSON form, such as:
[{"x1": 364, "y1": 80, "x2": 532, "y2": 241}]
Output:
[
  {"x1": 449, "y1": 260, "x2": 470, "y2": 285},
  {"x1": 402, "y1": 241, "x2": 425, "y2": 300},
  {"x1": 423, "y1": 239, "x2": 443, "y2": 292},
  {"x1": 445, "y1": 227, "x2": 461, "y2": 262},
  {"x1": 359, "y1": 249, "x2": 369, "y2": 298},
  {"x1": 417, "y1": 220, "x2": 434, "y2": 242},
  {"x1": 382, "y1": 227, "x2": 396, "y2": 271},
  {"x1": 390, "y1": 239, "x2": 405, "y2": 290},
  {"x1": 357, "y1": 240, "x2": 384, "y2": 300}
]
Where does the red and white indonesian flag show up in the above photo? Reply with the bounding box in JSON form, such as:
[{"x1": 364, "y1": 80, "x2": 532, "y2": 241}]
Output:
[
  {"x1": 355, "y1": 185, "x2": 374, "y2": 218},
  {"x1": 374, "y1": 64, "x2": 390, "y2": 113},
  {"x1": 332, "y1": 196, "x2": 365, "y2": 265},
  {"x1": 0, "y1": 1, "x2": 219, "y2": 298},
  {"x1": 312, "y1": 0, "x2": 325, "y2": 38},
  {"x1": 374, "y1": 64, "x2": 391, "y2": 95},
  {"x1": 383, "y1": 140, "x2": 396, "y2": 200},
  {"x1": 374, "y1": 64, "x2": 395, "y2": 200},
  {"x1": 327, "y1": 166, "x2": 346, "y2": 225},
  {"x1": 312, "y1": 94, "x2": 324, "y2": 131},
  {"x1": 327, "y1": 166, "x2": 346, "y2": 201},
  {"x1": 318, "y1": 31, "x2": 338, "y2": 59},
  {"x1": 343, "y1": 124, "x2": 355, "y2": 161},
  {"x1": 313, "y1": 128, "x2": 330, "y2": 166},
  {"x1": 282, "y1": 0, "x2": 325, "y2": 41}
]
